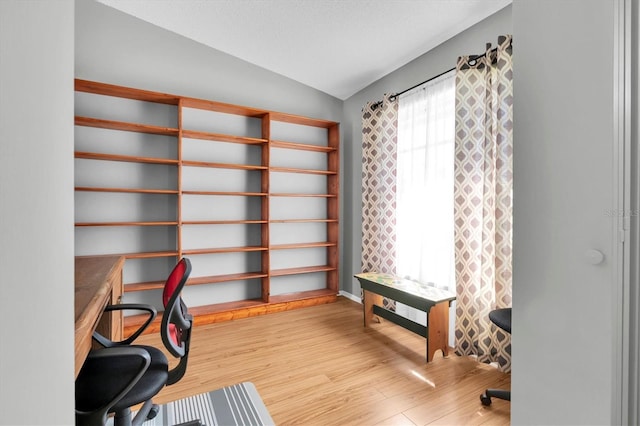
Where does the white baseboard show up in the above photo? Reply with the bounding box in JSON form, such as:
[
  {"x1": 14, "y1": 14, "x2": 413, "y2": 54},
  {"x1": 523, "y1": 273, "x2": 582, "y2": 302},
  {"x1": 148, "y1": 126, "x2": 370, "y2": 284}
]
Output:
[{"x1": 339, "y1": 290, "x2": 361, "y2": 304}]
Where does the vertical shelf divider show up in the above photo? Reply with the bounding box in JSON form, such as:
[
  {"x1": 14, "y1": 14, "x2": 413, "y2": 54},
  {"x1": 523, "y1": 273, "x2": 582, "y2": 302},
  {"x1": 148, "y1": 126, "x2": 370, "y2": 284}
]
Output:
[
  {"x1": 327, "y1": 124, "x2": 340, "y2": 293},
  {"x1": 177, "y1": 98, "x2": 184, "y2": 260},
  {"x1": 262, "y1": 114, "x2": 271, "y2": 303}
]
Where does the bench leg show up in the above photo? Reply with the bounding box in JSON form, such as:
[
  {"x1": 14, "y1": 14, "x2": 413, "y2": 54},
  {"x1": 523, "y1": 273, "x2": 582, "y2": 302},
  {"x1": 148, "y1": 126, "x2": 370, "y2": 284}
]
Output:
[
  {"x1": 363, "y1": 290, "x2": 383, "y2": 327},
  {"x1": 427, "y1": 301, "x2": 449, "y2": 362}
]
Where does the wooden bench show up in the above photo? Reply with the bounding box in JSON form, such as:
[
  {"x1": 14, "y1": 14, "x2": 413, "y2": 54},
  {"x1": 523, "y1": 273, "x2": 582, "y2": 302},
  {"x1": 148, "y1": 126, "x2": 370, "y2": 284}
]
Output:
[{"x1": 355, "y1": 272, "x2": 456, "y2": 362}]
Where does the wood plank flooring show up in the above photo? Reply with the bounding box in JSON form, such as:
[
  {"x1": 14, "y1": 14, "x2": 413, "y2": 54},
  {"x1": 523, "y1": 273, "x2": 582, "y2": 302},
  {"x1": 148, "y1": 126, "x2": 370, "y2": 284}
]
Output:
[{"x1": 136, "y1": 297, "x2": 510, "y2": 425}]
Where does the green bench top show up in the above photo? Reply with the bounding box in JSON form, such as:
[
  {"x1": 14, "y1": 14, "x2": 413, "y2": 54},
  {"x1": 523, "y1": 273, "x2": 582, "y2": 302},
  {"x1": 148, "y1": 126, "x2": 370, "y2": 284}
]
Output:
[{"x1": 355, "y1": 272, "x2": 456, "y2": 305}]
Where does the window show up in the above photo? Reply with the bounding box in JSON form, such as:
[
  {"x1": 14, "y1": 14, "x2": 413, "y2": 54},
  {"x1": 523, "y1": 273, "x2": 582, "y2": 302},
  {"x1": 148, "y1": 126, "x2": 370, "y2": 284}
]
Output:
[{"x1": 396, "y1": 71, "x2": 455, "y2": 293}]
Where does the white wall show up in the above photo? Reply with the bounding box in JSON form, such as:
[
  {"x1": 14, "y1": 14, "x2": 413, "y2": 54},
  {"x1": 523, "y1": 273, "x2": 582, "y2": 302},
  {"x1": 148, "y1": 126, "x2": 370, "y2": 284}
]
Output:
[
  {"x1": 0, "y1": 1, "x2": 75, "y2": 425},
  {"x1": 512, "y1": 1, "x2": 619, "y2": 424},
  {"x1": 630, "y1": 3, "x2": 640, "y2": 423}
]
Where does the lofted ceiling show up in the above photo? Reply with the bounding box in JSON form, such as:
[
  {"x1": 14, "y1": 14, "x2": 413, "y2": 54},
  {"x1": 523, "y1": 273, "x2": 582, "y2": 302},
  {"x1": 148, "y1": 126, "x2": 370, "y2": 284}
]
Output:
[{"x1": 97, "y1": 0, "x2": 511, "y2": 100}]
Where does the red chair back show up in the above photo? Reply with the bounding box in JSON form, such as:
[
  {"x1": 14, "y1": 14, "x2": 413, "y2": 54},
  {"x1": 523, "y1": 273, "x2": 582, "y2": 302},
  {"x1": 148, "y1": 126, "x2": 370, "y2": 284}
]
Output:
[{"x1": 160, "y1": 258, "x2": 193, "y2": 385}]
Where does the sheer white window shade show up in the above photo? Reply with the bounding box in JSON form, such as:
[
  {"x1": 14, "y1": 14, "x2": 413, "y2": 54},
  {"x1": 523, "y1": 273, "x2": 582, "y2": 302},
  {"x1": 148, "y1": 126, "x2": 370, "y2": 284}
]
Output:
[{"x1": 396, "y1": 71, "x2": 456, "y2": 293}]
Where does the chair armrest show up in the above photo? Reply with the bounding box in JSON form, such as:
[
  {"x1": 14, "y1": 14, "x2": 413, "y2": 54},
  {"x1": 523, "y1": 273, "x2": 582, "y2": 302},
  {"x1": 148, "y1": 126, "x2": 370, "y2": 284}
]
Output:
[
  {"x1": 93, "y1": 303, "x2": 157, "y2": 348},
  {"x1": 75, "y1": 347, "x2": 151, "y2": 421}
]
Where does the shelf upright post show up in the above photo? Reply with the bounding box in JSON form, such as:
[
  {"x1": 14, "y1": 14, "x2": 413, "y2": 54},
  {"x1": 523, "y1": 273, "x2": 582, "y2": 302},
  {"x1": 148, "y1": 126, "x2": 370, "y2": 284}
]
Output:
[
  {"x1": 327, "y1": 123, "x2": 340, "y2": 293},
  {"x1": 261, "y1": 113, "x2": 271, "y2": 303},
  {"x1": 177, "y1": 98, "x2": 184, "y2": 261}
]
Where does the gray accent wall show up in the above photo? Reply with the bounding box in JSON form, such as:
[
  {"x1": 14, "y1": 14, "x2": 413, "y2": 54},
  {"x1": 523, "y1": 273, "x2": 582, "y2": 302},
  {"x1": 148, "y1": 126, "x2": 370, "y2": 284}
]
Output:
[
  {"x1": 75, "y1": 0, "x2": 344, "y2": 309},
  {"x1": 75, "y1": 1, "x2": 343, "y2": 122},
  {"x1": 0, "y1": 1, "x2": 75, "y2": 424},
  {"x1": 340, "y1": 5, "x2": 513, "y2": 297}
]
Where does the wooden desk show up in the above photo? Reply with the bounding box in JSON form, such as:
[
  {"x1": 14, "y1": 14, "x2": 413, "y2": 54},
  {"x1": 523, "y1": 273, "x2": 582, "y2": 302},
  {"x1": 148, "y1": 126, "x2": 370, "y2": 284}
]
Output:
[
  {"x1": 355, "y1": 272, "x2": 456, "y2": 362},
  {"x1": 75, "y1": 255, "x2": 124, "y2": 378}
]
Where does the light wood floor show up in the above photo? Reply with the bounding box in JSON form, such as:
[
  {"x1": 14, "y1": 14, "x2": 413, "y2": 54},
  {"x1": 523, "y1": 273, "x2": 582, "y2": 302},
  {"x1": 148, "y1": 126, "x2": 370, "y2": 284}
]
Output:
[{"x1": 137, "y1": 297, "x2": 510, "y2": 425}]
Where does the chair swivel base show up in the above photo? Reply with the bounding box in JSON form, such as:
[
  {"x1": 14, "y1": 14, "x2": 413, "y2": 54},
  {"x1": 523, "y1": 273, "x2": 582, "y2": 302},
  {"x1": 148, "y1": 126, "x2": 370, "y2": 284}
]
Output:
[{"x1": 480, "y1": 389, "x2": 511, "y2": 406}]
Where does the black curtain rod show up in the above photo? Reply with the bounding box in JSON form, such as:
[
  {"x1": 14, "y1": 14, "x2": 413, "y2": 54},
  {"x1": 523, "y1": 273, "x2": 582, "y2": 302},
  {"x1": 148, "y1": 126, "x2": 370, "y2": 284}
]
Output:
[
  {"x1": 389, "y1": 65, "x2": 456, "y2": 101},
  {"x1": 370, "y1": 45, "x2": 500, "y2": 109}
]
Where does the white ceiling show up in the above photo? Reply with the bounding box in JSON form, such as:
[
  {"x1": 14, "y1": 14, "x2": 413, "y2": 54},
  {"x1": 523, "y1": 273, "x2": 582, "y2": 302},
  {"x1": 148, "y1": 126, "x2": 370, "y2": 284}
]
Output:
[{"x1": 97, "y1": 0, "x2": 511, "y2": 100}]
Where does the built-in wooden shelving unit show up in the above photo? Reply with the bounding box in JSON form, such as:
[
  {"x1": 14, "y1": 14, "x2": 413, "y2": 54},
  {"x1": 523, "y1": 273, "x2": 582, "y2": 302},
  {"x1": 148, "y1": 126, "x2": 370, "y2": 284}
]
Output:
[{"x1": 73, "y1": 79, "x2": 339, "y2": 334}]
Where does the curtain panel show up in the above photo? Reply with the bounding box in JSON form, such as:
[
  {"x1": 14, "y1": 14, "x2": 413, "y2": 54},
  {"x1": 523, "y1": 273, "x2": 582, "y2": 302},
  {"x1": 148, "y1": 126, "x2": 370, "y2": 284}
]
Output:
[
  {"x1": 361, "y1": 94, "x2": 399, "y2": 310},
  {"x1": 454, "y1": 35, "x2": 513, "y2": 371},
  {"x1": 396, "y1": 72, "x2": 455, "y2": 291}
]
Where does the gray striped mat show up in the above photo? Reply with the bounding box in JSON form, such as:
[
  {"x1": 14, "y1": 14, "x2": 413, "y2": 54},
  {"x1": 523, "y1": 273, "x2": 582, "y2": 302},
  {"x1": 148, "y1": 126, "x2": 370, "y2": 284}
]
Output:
[{"x1": 110, "y1": 382, "x2": 275, "y2": 426}]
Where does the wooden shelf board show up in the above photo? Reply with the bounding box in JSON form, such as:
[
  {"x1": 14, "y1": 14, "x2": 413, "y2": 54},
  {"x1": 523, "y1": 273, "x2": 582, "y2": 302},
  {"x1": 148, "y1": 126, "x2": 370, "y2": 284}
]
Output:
[
  {"x1": 75, "y1": 151, "x2": 178, "y2": 166},
  {"x1": 121, "y1": 251, "x2": 178, "y2": 259},
  {"x1": 75, "y1": 79, "x2": 180, "y2": 105},
  {"x1": 182, "y1": 160, "x2": 267, "y2": 171},
  {"x1": 269, "y1": 288, "x2": 338, "y2": 304},
  {"x1": 182, "y1": 220, "x2": 267, "y2": 225},
  {"x1": 181, "y1": 97, "x2": 267, "y2": 118},
  {"x1": 182, "y1": 129, "x2": 267, "y2": 145},
  {"x1": 187, "y1": 272, "x2": 268, "y2": 286},
  {"x1": 182, "y1": 246, "x2": 268, "y2": 255},
  {"x1": 270, "y1": 166, "x2": 336, "y2": 175},
  {"x1": 123, "y1": 271, "x2": 269, "y2": 293},
  {"x1": 270, "y1": 140, "x2": 336, "y2": 153},
  {"x1": 123, "y1": 292, "x2": 338, "y2": 336},
  {"x1": 75, "y1": 187, "x2": 178, "y2": 195},
  {"x1": 75, "y1": 116, "x2": 179, "y2": 136},
  {"x1": 124, "y1": 279, "x2": 166, "y2": 293},
  {"x1": 181, "y1": 190, "x2": 267, "y2": 197},
  {"x1": 269, "y1": 111, "x2": 338, "y2": 129},
  {"x1": 77, "y1": 251, "x2": 178, "y2": 260},
  {"x1": 270, "y1": 242, "x2": 336, "y2": 250},
  {"x1": 270, "y1": 265, "x2": 336, "y2": 277},
  {"x1": 270, "y1": 219, "x2": 338, "y2": 223},
  {"x1": 270, "y1": 193, "x2": 337, "y2": 198},
  {"x1": 75, "y1": 221, "x2": 177, "y2": 227}
]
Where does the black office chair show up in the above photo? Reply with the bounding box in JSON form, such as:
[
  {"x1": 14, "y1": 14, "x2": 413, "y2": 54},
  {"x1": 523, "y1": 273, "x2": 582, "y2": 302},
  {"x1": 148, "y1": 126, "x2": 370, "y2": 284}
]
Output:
[
  {"x1": 480, "y1": 307, "x2": 511, "y2": 406},
  {"x1": 75, "y1": 258, "x2": 195, "y2": 426}
]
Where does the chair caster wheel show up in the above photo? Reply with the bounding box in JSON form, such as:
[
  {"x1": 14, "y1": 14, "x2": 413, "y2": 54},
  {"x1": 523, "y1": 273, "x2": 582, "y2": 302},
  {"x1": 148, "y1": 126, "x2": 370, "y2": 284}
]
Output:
[
  {"x1": 147, "y1": 404, "x2": 160, "y2": 420},
  {"x1": 480, "y1": 393, "x2": 492, "y2": 406}
]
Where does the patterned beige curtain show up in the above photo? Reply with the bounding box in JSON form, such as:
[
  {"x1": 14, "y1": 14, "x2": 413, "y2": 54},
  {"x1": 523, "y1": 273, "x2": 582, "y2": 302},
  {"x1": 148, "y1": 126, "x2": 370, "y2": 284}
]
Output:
[
  {"x1": 454, "y1": 35, "x2": 513, "y2": 371},
  {"x1": 361, "y1": 94, "x2": 399, "y2": 309}
]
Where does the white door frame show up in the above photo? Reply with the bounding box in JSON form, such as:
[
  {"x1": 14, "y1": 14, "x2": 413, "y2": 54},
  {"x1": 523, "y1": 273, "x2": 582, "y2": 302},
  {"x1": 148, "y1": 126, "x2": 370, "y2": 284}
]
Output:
[{"x1": 613, "y1": 0, "x2": 637, "y2": 424}]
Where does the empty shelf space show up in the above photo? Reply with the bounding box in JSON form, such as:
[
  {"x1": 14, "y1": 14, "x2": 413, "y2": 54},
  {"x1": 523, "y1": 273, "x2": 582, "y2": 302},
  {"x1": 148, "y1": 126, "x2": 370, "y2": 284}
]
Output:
[
  {"x1": 270, "y1": 241, "x2": 336, "y2": 250},
  {"x1": 182, "y1": 246, "x2": 268, "y2": 255},
  {"x1": 270, "y1": 140, "x2": 336, "y2": 152},
  {"x1": 75, "y1": 151, "x2": 179, "y2": 165},
  {"x1": 270, "y1": 265, "x2": 336, "y2": 277},
  {"x1": 187, "y1": 272, "x2": 268, "y2": 286},
  {"x1": 182, "y1": 129, "x2": 267, "y2": 145},
  {"x1": 75, "y1": 116, "x2": 179, "y2": 136},
  {"x1": 182, "y1": 160, "x2": 267, "y2": 171},
  {"x1": 270, "y1": 166, "x2": 337, "y2": 175}
]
